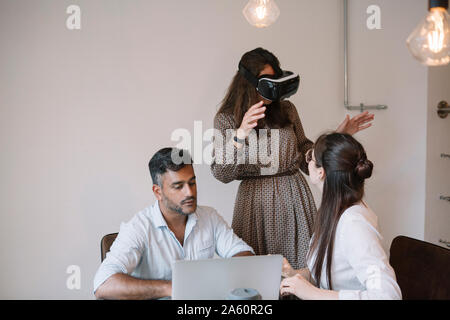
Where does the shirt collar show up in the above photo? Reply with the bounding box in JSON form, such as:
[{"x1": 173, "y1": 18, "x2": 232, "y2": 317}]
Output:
[
  {"x1": 152, "y1": 201, "x2": 168, "y2": 228},
  {"x1": 152, "y1": 200, "x2": 198, "y2": 229}
]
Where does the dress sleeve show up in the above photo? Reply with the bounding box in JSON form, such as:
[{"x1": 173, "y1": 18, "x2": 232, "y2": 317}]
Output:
[
  {"x1": 286, "y1": 101, "x2": 314, "y2": 175},
  {"x1": 338, "y1": 215, "x2": 402, "y2": 300},
  {"x1": 210, "y1": 112, "x2": 262, "y2": 183}
]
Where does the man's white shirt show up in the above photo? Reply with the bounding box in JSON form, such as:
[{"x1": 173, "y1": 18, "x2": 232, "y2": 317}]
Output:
[{"x1": 93, "y1": 201, "x2": 254, "y2": 293}]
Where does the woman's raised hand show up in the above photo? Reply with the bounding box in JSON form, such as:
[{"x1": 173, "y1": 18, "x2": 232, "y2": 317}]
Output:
[
  {"x1": 236, "y1": 101, "x2": 266, "y2": 140},
  {"x1": 336, "y1": 111, "x2": 375, "y2": 136}
]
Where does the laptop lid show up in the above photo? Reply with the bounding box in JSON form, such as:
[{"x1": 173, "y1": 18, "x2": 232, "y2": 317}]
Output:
[{"x1": 172, "y1": 255, "x2": 282, "y2": 300}]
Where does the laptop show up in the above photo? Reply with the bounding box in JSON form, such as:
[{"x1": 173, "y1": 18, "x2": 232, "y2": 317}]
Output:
[{"x1": 172, "y1": 255, "x2": 282, "y2": 300}]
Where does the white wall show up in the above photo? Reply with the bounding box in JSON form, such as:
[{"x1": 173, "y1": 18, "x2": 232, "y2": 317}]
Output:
[
  {"x1": 425, "y1": 64, "x2": 450, "y2": 247},
  {"x1": 0, "y1": 0, "x2": 429, "y2": 299},
  {"x1": 347, "y1": 0, "x2": 429, "y2": 250}
]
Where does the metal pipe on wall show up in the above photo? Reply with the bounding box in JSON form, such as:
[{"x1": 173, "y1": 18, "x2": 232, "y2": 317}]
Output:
[{"x1": 344, "y1": 0, "x2": 388, "y2": 112}]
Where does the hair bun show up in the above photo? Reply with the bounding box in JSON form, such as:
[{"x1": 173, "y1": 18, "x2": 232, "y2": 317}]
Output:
[{"x1": 355, "y1": 158, "x2": 373, "y2": 180}]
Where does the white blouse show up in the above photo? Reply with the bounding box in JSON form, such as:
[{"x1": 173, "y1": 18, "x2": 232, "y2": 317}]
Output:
[{"x1": 306, "y1": 202, "x2": 402, "y2": 300}]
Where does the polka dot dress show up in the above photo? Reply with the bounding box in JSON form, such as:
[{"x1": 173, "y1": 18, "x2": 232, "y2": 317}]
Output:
[{"x1": 211, "y1": 101, "x2": 317, "y2": 269}]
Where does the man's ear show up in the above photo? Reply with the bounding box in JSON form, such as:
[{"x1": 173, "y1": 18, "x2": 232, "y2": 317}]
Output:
[{"x1": 152, "y1": 184, "x2": 162, "y2": 201}]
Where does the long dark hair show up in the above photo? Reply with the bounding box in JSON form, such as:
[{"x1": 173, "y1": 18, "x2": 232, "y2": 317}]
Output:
[
  {"x1": 307, "y1": 132, "x2": 374, "y2": 290},
  {"x1": 217, "y1": 47, "x2": 291, "y2": 129}
]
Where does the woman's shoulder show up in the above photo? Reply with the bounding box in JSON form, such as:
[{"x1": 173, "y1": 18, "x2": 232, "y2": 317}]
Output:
[
  {"x1": 281, "y1": 100, "x2": 300, "y2": 123},
  {"x1": 281, "y1": 99, "x2": 295, "y2": 111},
  {"x1": 338, "y1": 202, "x2": 379, "y2": 235},
  {"x1": 214, "y1": 111, "x2": 235, "y2": 128},
  {"x1": 336, "y1": 203, "x2": 387, "y2": 264}
]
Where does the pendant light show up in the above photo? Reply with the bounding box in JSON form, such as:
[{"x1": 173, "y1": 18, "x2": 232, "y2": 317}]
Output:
[
  {"x1": 407, "y1": 0, "x2": 450, "y2": 66},
  {"x1": 243, "y1": 0, "x2": 280, "y2": 28}
]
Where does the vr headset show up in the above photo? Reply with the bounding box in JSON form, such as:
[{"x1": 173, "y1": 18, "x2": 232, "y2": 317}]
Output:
[{"x1": 238, "y1": 62, "x2": 300, "y2": 102}]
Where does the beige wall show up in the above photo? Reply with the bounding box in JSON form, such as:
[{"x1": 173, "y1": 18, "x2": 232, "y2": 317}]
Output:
[{"x1": 0, "y1": 0, "x2": 429, "y2": 299}]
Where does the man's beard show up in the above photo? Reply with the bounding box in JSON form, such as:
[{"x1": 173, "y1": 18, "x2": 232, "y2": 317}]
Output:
[{"x1": 162, "y1": 194, "x2": 196, "y2": 216}]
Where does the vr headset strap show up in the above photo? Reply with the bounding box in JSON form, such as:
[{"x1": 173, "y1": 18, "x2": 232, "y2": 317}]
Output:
[{"x1": 238, "y1": 63, "x2": 259, "y2": 87}]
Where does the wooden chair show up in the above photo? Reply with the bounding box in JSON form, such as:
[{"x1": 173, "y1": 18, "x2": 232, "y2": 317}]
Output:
[
  {"x1": 389, "y1": 235, "x2": 450, "y2": 300},
  {"x1": 100, "y1": 233, "x2": 118, "y2": 262}
]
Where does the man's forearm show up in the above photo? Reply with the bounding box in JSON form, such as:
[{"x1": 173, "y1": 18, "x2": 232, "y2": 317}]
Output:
[
  {"x1": 232, "y1": 251, "x2": 254, "y2": 257},
  {"x1": 95, "y1": 273, "x2": 171, "y2": 300}
]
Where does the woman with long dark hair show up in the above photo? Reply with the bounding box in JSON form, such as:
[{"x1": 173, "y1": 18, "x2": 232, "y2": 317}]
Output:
[
  {"x1": 280, "y1": 132, "x2": 401, "y2": 299},
  {"x1": 210, "y1": 47, "x2": 374, "y2": 269}
]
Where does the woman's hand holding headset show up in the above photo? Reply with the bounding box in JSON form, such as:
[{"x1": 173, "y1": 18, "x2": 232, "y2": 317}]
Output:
[{"x1": 234, "y1": 101, "x2": 266, "y2": 148}]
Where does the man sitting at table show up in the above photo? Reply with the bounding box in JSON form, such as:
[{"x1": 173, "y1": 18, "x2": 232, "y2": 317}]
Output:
[{"x1": 93, "y1": 147, "x2": 254, "y2": 299}]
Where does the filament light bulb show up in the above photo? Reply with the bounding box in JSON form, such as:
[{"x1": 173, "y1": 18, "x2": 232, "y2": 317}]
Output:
[
  {"x1": 243, "y1": 0, "x2": 280, "y2": 28},
  {"x1": 407, "y1": 6, "x2": 450, "y2": 66}
]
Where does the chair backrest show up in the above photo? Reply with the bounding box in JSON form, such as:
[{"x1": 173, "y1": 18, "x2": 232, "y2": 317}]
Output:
[
  {"x1": 100, "y1": 233, "x2": 118, "y2": 262},
  {"x1": 389, "y1": 235, "x2": 450, "y2": 300}
]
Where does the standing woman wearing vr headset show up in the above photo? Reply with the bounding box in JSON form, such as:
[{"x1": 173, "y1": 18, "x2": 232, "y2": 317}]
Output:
[{"x1": 210, "y1": 47, "x2": 374, "y2": 270}]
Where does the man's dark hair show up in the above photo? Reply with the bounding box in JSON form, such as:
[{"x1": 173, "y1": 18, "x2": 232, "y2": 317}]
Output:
[{"x1": 149, "y1": 148, "x2": 192, "y2": 186}]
